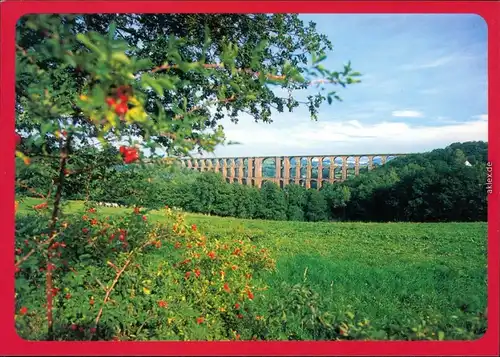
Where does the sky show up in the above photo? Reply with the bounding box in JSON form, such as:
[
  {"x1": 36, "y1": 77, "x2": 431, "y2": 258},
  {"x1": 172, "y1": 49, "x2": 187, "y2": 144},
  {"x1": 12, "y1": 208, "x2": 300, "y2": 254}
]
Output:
[{"x1": 204, "y1": 14, "x2": 488, "y2": 158}]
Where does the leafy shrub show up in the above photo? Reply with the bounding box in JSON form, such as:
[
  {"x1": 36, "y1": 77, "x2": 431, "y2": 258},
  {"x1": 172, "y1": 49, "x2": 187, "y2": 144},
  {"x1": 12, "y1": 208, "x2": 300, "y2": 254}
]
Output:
[{"x1": 15, "y1": 205, "x2": 276, "y2": 340}]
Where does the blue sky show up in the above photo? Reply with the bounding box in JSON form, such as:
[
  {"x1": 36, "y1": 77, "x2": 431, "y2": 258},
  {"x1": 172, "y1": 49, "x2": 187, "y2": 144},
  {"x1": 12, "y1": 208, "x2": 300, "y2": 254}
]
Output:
[{"x1": 208, "y1": 14, "x2": 488, "y2": 158}]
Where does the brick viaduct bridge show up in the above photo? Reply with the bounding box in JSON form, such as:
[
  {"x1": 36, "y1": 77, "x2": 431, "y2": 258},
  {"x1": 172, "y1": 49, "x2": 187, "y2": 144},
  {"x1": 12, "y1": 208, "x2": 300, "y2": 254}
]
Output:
[{"x1": 179, "y1": 154, "x2": 405, "y2": 189}]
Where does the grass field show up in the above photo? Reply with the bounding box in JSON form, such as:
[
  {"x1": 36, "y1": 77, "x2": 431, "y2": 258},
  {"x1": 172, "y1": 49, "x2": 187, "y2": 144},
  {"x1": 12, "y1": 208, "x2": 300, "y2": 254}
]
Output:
[{"x1": 16, "y1": 197, "x2": 488, "y2": 338}]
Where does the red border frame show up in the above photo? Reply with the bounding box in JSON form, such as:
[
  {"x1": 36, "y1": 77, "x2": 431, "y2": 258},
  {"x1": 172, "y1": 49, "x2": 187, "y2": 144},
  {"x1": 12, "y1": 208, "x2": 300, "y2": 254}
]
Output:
[{"x1": 1, "y1": 1, "x2": 498, "y2": 356}]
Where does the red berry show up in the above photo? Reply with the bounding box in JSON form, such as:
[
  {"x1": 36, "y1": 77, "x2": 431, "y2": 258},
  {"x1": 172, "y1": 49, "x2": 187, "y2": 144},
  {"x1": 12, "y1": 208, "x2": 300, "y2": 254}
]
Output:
[
  {"x1": 115, "y1": 102, "x2": 128, "y2": 115},
  {"x1": 158, "y1": 300, "x2": 168, "y2": 308},
  {"x1": 196, "y1": 317, "x2": 204, "y2": 324},
  {"x1": 119, "y1": 94, "x2": 128, "y2": 103},
  {"x1": 70, "y1": 324, "x2": 77, "y2": 331},
  {"x1": 234, "y1": 303, "x2": 240, "y2": 309},
  {"x1": 223, "y1": 283, "x2": 231, "y2": 293},
  {"x1": 65, "y1": 293, "x2": 71, "y2": 299},
  {"x1": 19, "y1": 307, "x2": 28, "y2": 315},
  {"x1": 191, "y1": 224, "x2": 197, "y2": 231},
  {"x1": 106, "y1": 97, "x2": 116, "y2": 107},
  {"x1": 142, "y1": 215, "x2": 147, "y2": 221}
]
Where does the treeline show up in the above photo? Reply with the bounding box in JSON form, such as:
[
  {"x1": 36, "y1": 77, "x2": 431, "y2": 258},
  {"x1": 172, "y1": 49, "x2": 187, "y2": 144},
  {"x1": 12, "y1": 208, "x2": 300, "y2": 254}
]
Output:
[{"x1": 16, "y1": 141, "x2": 488, "y2": 222}]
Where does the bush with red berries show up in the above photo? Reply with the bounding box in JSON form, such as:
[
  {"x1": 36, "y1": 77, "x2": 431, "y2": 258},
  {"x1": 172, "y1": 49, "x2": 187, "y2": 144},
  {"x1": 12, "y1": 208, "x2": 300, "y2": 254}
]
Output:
[{"x1": 15, "y1": 205, "x2": 276, "y2": 340}]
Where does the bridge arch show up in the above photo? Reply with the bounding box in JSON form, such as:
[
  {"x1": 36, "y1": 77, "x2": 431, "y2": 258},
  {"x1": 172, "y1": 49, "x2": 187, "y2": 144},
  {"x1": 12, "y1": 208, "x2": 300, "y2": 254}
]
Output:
[{"x1": 262, "y1": 157, "x2": 276, "y2": 178}]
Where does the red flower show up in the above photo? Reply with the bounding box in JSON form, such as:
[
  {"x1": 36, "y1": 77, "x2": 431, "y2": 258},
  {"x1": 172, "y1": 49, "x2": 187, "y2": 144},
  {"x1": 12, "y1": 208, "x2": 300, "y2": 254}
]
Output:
[
  {"x1": 158, "y1": 300, "x2": 168, "y2": 308},
  {"x1": 90, "y1": 327, "x2": 96, "y2": 334},
  {"x1": 119, "y1": 146, "x2": 126, "y2": 154},
  {"x1": 196, "y1": 317, "x2": 204, "y2": 324},
  {"x1": 82, "y1": 228, "x2": 89, "y2": 234},
  {"x1": 247, "y1": 291, "x2": 254, "y2": 300},
  {"x1": 70, "y1": 324, "x2": 77, "y2": 331},
  {"x1": 237, "y1": 314, "x2": 243, "y2": 319},
  {"x1": 142, "y1": 215, "x2": 147, "y2": 221},
  {"x1": 223, "y1": 283, "x2": 231, "y2": 293},
  {"x1": 119, "y1": 234, "x2": 125, "y2": 241},
  {"x1": 191, "y1": 224, "x2": 197, "y2": 231},
  {"x1": 208, "y1": 251, "x2": 216, "y2": 259},
  {"x1": 233, "y1": 248, "x2": 241, "y2": 256},
  {"x1": 19, "y1": 307, "x2": 28, "y2": 315},
  {"x1": 235, "y1": 334, "x2": 241, "y2": 340},
  {"x1": 174, "y1": 242, "x2": 181, "y2": 249},
  {"x1": 90, "y1": 219, "x2": 98, "y2": 226},
  {"x1": 65, "y1": 293, "x2": 71, "y2": 300},
  {"x1": 89, "y1": 298, "x2": 95, "y2": 306},
  {"x1": 234, "y1": 303, "x2": 240, "y2": 310},
  {"x1": 82, "y1": 215, "x2": 89, "y2": 221},
  {"x1": 155, "y1": 240, "x2": 161, "y2": 248},
  {"x1": 88, "y1": 208, "x2": 96, "y2": 213},
  {"x1": 47, "y1": 263, "x2": 56, "y2": 272},
  {"x1": 15, "y1": 132, "x2": 21, "y2": 146},
  {"x1": 109, "y1": 234, "x2": 115, "y2": 241},
  {"x1": 231, "y1": 265, "x2": 238, "y2": 271},
  {"x1": 194, "y1": 269, "x2": 201, "y2": 277},
  {"x1": 51, "y1": 288, "x2": 60, "y2": 296},
  {"x1": 185, "y1": 271, "x2": 191, "y2": 279},
  {"x1": 134, "y1": 207, "x2": 140, "y2": 214}
]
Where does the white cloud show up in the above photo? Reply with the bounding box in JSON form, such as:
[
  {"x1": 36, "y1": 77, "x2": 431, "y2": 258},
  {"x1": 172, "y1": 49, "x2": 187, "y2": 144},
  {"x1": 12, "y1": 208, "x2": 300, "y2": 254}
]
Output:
[
  {"x1": 391, "y1": 110, "x2": 424, "y2": 118},
  {"x1": 401, "y1": 56, "x2": 454, "y2": 70},
  {"x1": 472, "y1": 114, "x2": 488, "y2": 121},
  {"x1": 203, "y1": 113, "x2": 487, "y2": 157}
]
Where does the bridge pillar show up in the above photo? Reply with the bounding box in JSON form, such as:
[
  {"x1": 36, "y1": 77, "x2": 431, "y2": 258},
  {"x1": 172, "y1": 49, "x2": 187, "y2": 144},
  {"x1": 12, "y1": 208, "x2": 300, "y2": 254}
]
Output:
[
  {"x1": 254, "y1": 158, "x2": 263, "y2": 188},
  {"x1": 294, "y1": 157, "x2": 301, "y2": 185},
  {"x1": 329, "y1": 156, "x2": 335, "y2": 182},
  {"x1": 193, "y1": 159, "x2": 199, "y2": 171},
  {"x1": 200, "y1": 159, "x2": 206, "y2": 172},
  {"x1": 341, "y1": 156, "x2": 348, "y2": 181},
  {"x1": 214, "y1": 159, "x2": 220, "y2": 173},
  {"x1": 381, "y1": 155, "x2": 387, "y2": 165},
  {"x1": 305, "y1": 157, "x2": 312, "y2": 189},
  {"x1": 237, "y1": 159, "x2": 244, "y2": 183},
  {"x1": 275, "y1": 156, "x2": 282, "y2": 183},
  {"x1": 222, "y1": 159, "x2": 228, "y2": 179},
  {"x1": 283, "y1": 157, "x2": 290, "y2": 184},
  {"x1": 229, "y1": 159, "x2": 235, "y2": 181},
  {"x1": 247, "y1": 158, "x2": 254, "y2": 185},
  {"x1": 354, "y1": 156, "x2": 360, "y2": 176},
  {"x1": 368, "y1": 156, "x2": 374, "y2": 171},
  {"x1": 317, "y1": 157, "x2": 323, "y2": 189}
]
